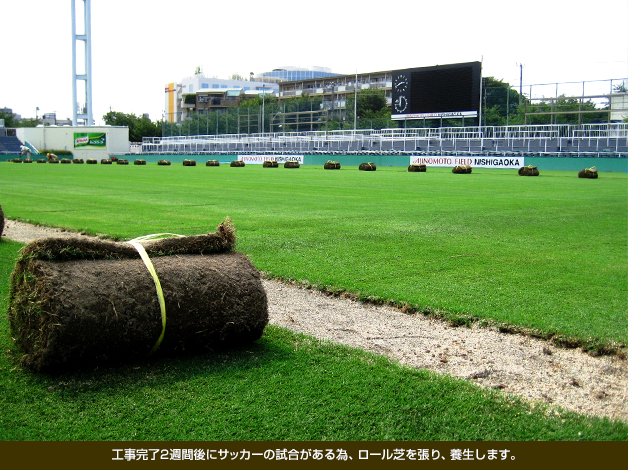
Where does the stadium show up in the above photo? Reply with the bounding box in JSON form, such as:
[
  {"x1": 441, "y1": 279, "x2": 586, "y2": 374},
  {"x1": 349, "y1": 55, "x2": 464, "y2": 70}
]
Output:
[{"x1": 0, "y1": 0, "x2": 627, "y2": 451}]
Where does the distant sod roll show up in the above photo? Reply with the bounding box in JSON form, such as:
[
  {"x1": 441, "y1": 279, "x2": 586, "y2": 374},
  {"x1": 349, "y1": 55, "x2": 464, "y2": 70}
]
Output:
[
  {"x1": 206, "y1": 160, "x2": 220, "y2": 166},
  {"x1": 518, "y1": 165, "x2": 539, "y2": 176},
  {"x1": 263, "y1": 160, "x2": 278, "y2": 168},
  {"x1": 158, "y1": 160, "x2": 171, "y2": 166},
  {"x1": 134, "y1": 159, "x2": 146, "y2": 165},
  {"x1": 408, "y1": 163, "x2": 426, "y2": 172},
  {"x1": 324, "y1": 161, "x2": 341, "y2": 169},
  {"x1": 578, "y1": 166, "x2": 598, "y2": 179},
  {"x1": 230, "y1": 160, "x2": 245, "y2": 167},
  {"x1": 358, "y1": 162, "x2": 376, "y2": 171},
  {"x1": 452, "y1": 164, "x2": 472, "y2": 174},
  {"x1": 8, "y1": 218, "x2": 269, "y2": 372},
  {"x1": 284, "y1": 161, "x2": 300, "y2": 168},
  {"x1": 183, "y1": 159, "x2": 196, "y2": 166}
]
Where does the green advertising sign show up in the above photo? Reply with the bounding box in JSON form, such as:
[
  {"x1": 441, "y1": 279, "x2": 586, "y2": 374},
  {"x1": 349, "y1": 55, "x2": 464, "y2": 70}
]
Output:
[{"x1": 74, "y1": 133, "x2": 106, "y2": 148}]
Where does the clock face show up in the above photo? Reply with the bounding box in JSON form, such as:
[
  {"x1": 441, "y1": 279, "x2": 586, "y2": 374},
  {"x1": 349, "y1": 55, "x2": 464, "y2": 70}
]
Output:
[
  {"x1": 394, "y1": 95, "x2": 408, "y2": 113},
  {"x1": 393, "y1": 74, "x2": 408, "y2": 92}
]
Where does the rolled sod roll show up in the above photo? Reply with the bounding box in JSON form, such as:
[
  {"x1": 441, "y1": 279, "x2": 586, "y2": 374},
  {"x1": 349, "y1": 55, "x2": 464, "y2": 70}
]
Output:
[
  {"x1": 452, "y1": 164, "x2": 472, "y2": 174},
  {"x1": 408, "y1": 163, "x2": 426, "y2": 172},
  {"x1": 8, "y1": 219, "x2": 268, "y2": 372},
  {"x1": 578, "y1": 167, "x2": 598, "y2": 179},
  {"x1": 358, "y1": 162, "x2": 376, "y2": 171},
  {"x1": 518, "y1": 165, "x2": 539, "y2": 176}
]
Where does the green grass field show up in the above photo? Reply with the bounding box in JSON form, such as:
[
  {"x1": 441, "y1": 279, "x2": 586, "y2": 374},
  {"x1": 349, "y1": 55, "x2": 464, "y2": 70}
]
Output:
[
  {"x1": 0, "y1": 240, "x2": 627, "y2": 440},
  {"x1": 1, "y1": 163, "x2": 626, "y2": 349},
  {"x1": 0, "y1": 162, "x2": 627, "y2": 441}
]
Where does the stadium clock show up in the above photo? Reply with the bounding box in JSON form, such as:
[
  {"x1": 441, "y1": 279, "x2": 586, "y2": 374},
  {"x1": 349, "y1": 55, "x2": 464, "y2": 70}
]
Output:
[
  {"x1": 393, "y1": 73, "x2": 409, "y2": 92},
  {"x1": 394, "y1": 95, "x2": 408, "y2": 113}
]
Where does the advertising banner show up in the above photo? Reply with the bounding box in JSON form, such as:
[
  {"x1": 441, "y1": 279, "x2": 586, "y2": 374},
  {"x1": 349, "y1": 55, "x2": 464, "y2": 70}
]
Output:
[
  {"x1": 74, "y1": 133, "x2": 106, "y2": 148},
  {"x1": 410, "y1": 155, "x2": 525, "y2": 169},
  {"x1": 238, "y1": 155, "x2": 304, "y2": 164}
]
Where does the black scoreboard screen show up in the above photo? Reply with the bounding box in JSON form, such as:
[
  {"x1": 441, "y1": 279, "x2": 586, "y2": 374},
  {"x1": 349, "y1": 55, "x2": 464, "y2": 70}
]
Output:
[{"x1": 391, "y1": 61, "x2": 481, "y2": 120}]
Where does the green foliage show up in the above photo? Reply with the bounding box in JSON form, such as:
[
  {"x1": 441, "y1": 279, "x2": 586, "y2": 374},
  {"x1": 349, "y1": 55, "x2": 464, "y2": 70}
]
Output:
[
  {"x1": 102, "y1": 111, "x2": 161, "y2": 142},
  {"x1": 0, "y1": 111, "x2": 40, "y2": 128},
  {"x1": 482, "y1": 77, "x2": 522, "y2": 126},
  {"x1": 346, "y1": 88, "x2": 390, "y2": 120},
  {"x1": 0, "y1": 110, "x2": 18, "y2": 127},
  {"x1": 39, "y1": 149, "x2": 73, "y2": 156},
  {"x1": 522, "y1": 97, "x2": 608, "y2": 125}
]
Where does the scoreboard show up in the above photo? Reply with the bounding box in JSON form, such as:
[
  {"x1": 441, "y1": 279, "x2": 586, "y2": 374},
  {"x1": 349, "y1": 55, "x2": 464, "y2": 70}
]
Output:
[{"x1": 391, "y1": 61, "x2": 482, "y2": 120}]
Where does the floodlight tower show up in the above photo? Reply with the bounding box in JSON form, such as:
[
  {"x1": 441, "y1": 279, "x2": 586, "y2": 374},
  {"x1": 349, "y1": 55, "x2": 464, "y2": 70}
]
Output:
[{"x1": 71, "y1": 0, "x2": 93, "y2": 126}]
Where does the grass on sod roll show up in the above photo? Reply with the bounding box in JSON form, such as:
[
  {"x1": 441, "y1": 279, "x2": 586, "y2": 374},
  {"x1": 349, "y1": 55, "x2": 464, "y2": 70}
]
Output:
[
  {"x1": 0, "y1": 240, "x2": 627, "y2": 440},
  {"x1": 0, "y1": 163, "x2": 626, "y2": 353}
]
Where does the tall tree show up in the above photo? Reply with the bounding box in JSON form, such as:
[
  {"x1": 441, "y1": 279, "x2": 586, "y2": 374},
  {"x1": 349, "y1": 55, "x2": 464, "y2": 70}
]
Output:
[
  {"x1": 482, "y1": 77, "x2": 521, "y2": 126},
  {"x1": 103, "y1": 111, "x2": 161, "y2": 142}
]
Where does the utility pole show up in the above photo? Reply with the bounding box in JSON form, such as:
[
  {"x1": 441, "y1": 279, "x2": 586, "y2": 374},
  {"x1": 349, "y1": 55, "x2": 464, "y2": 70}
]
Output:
[{"x1": 517, "y1": 63, "x2": 523, "y2": 105}]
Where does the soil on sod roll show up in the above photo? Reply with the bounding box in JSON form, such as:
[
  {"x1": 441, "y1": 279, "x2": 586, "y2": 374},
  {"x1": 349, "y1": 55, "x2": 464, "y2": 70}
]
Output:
[
  {"x1": 206, "y1": 160, "x2": 220, "y2": 166},
  {"x1": 408, "y1": 164, "x2": 426, "y2": 172},
  {"x1": 230, "y1": 161, "x2": 245, "y2": 167},
  {"x1": 578, "y1": 167, "x2": 598, "y2": 179},
  {"x1": 284, "y1": 161, "x2": 300, "y2": 168},
  {"x1": 263, "y1": 161, "x2": 278, "y2": 168},
  {"x1": 359, "y1": 162, "x2": 376, "y2": 171},
  {"x1": 518, "y1": 165, "x2": 539, "y2": 176},
  {"x1": 0, "y1": 205, "x2": 4, "y2": 238},
  {"x1": 452, "y1": 165, "x2": 472, "y2": 174},
  {"x1": 324, "y1": 161, "x2": 341, "y2": 170},
  {"x1": 8, "y1": 218, "x2": 269, "y2": 372}
]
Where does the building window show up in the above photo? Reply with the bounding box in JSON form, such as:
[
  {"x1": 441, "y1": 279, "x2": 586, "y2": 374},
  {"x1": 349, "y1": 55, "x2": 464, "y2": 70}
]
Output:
[
  {"x1": 189, "y1": 85, "x2": 193, "y2": 93},
  {"x1": 201, "y1": 83, "x2": 209, "y2": 89}
]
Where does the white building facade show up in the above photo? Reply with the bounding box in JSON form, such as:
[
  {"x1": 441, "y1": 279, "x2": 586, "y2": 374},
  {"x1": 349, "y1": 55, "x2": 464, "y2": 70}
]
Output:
[{"x1": 165, "y1": 75, "x2": 278, "y2": 124}]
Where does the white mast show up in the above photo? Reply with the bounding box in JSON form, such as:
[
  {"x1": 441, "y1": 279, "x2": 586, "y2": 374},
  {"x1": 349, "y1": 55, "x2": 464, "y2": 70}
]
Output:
[{"x1": 72, "y1": 0, "x2": 93, "y2": 126}]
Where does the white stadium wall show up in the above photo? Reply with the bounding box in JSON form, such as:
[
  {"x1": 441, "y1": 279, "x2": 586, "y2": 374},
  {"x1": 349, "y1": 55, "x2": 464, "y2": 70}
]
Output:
[{"x1": 16, "y1": 126, "x2": 129, "y2": 160}]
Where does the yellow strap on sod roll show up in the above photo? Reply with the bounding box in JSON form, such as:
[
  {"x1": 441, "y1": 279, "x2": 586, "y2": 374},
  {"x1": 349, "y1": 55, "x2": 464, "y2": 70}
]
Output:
[{"x1": 127, "y1": 233, "x2": 185, "y2": 355}]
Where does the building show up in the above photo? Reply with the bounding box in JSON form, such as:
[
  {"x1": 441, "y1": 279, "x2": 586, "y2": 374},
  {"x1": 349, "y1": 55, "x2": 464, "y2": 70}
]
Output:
[
  {"x1": 165, "y1": 74, "x2": 278, "y2": 124},
  {"x1": 277, "y1": 70, "x2": 392, "y2": 118},
  {"x1": 41, "y1": 113, "x2": 73, "y2": 126},
  {"x1": 258, "y1": 66, "x2": 339, "y2": 83},
  {"x1": 165, "y1": 67, "x2": 344, "y2": 124}
]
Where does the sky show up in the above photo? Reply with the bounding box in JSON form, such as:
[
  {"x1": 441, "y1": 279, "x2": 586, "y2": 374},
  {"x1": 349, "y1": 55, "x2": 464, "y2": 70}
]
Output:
[{"x1": 1, "y1": 0, "x2": 627, "y2": 125}]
